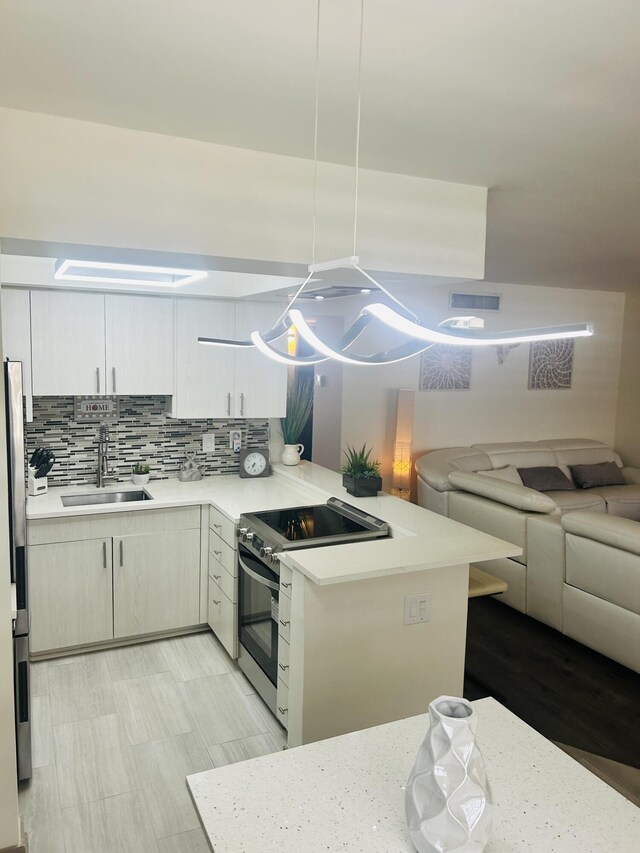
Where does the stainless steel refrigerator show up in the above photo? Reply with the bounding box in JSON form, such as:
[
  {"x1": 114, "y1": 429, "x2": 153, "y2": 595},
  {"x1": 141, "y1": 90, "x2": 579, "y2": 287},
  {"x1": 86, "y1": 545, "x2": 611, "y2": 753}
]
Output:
[{"x1": 5, "y1": 359, "x2": 31, "y2": 781}]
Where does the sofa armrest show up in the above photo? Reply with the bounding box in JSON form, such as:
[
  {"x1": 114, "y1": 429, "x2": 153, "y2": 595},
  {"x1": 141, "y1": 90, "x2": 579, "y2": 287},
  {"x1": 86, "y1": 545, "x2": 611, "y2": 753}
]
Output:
[
  {"x1": 562, "y1": 510, "x2": 640, "y2": 556},
  {"x1": 622, "y1": 466, "x2": 640, "y2": 485},
  {"x1": 448, "y1": 471, "x2": 556, "y2": 514}
]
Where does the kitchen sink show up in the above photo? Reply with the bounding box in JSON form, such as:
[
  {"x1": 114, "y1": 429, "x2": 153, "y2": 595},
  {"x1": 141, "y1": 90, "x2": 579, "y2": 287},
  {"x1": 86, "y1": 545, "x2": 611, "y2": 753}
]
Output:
[{"x1": 61, "y1": 489, "x2": 153, "y2": 507}]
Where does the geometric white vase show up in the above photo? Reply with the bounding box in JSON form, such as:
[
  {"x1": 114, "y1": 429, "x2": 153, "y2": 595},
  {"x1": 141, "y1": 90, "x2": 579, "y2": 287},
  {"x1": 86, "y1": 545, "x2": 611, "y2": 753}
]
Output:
[{"x1": 405, "y1": 696, "x2": 493, "y2": 853}]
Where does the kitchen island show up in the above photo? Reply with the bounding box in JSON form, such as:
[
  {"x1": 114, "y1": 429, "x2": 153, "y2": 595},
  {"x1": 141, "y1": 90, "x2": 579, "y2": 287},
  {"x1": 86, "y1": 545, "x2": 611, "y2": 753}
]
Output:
[
  {"x1": 27, "y1": 462, "x2": 520, "y2": 745},
  {"x1": 188, "y1": 696, "x2": 640, "y2": 852}
]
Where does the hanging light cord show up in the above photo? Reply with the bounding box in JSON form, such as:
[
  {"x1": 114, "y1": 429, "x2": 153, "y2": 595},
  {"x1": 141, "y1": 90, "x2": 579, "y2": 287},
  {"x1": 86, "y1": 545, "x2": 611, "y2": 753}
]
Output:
[{"x1": 353, "y1": 0, "x2": 365, "y2": 257}]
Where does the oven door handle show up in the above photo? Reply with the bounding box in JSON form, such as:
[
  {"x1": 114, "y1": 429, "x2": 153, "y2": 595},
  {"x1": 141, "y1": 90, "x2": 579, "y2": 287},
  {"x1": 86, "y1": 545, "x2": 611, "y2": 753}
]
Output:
[{"x1": 238, "y1": 555, "x2": 280, "y2": 592}]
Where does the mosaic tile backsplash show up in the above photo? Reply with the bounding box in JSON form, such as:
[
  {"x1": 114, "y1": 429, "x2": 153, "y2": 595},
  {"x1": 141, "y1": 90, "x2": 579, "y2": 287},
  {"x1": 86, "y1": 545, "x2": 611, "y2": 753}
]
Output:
[{"x1": 26, "y1": 397, "x2": 270, "y2": 487}]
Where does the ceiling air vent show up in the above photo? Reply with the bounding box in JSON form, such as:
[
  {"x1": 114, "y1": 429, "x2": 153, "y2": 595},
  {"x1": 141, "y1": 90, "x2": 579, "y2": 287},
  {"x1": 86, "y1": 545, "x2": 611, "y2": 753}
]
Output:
[{"x1": 449, "y1": 292, "x2": 501, "y2": 312}]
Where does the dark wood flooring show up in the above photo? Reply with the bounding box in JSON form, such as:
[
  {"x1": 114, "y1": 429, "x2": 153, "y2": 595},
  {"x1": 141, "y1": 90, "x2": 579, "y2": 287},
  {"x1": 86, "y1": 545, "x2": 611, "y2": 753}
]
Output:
[{"x1": 464, "y1": 596, "x2": 640, "y2": 768}]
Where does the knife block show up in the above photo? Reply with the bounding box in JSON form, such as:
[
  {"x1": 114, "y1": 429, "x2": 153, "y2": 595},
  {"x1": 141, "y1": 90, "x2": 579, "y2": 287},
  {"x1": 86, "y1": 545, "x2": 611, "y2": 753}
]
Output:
[{"x1": 28, "y1": 467, "x2": 48, "y2": 497}]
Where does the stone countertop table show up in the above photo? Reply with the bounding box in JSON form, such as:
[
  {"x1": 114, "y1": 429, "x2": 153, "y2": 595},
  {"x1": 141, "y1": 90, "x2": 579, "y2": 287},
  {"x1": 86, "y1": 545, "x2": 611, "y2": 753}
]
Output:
[
  {"x1": 27, "y1": 462, "x2": 520, "y2": 586},
  {"x1": 188, "y1": 697, "x2": 640, "y2": 853}
]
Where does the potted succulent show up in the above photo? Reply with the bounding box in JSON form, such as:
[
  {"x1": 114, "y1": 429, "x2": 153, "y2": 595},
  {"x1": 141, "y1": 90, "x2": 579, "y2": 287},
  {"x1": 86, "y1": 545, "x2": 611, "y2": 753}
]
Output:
[
  {"x1": 280, "y1": 372, "x2": 314, "y2": 465},
  {"x1": 341, "y1": 444, "x2": 382, "y2": 497},
  {"x1": 132, "y1": 462, "x2": 151, "y2": 486}
]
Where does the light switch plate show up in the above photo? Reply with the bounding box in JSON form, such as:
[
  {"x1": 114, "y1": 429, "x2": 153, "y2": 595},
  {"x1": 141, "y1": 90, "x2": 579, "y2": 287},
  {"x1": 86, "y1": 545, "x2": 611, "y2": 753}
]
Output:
[
  {"x1": 202, "y1": 433, "x2": 216, "y2": 453},
  {"x1": 404, "y1": 593, "x2": 431, "y2": 625}
]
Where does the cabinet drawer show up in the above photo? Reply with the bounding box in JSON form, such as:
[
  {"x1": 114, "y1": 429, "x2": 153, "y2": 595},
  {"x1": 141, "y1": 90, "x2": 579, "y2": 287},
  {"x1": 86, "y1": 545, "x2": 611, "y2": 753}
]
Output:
[
  {"x1": 209, "y1": 555, "x2": 237, "y2": 603},
  {"x1": 29, "y1": 506, "x2": 201, "y2": 545},
  {"x1": 208, "y1": 531, "x2": 236, "y2": 575},
  {"x1": 208, "y1": 577, "x2": 237, "y2": 658},
  {"x1": 279, "y1": 563, "x2": 293, "y2": 599},
  {"x1": 277, "y1": 636, "x2": 290, "y2": 687},
  {"x1": 276, "y1": 677, "x2": 289, "y2": 729},
  {"x1": 209, "y1": 506, "x2": 236, "y2": 549},
  {"x1": 278, "y1": 592, "x2": 291, "y2": 644}
]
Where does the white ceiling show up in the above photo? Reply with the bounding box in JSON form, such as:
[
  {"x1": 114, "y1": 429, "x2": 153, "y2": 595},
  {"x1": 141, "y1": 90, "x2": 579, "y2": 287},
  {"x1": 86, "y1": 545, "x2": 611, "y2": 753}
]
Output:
[{"x1": 1, "y1": 0, "x2": 639, "y2": 291}]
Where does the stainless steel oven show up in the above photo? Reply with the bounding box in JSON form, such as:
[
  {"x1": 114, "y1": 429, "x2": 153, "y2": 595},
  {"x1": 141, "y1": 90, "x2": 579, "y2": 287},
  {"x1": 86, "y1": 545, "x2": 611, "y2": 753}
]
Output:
[
  {"x1": 237, "y1": 544, "x2": 280, "y2": 715},
  {"x1": 236, "y1": 498, "x2": 389, "y2": 717}
]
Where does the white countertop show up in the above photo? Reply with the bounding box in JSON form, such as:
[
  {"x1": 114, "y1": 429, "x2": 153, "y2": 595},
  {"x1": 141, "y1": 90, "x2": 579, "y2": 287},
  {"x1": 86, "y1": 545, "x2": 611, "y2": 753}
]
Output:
[
  {"x1": 188, "y1": 697, "x2": 640, "y2": 852},
  {"x1": 27, "y1": 462, "x2": 521, "y2": 585}
]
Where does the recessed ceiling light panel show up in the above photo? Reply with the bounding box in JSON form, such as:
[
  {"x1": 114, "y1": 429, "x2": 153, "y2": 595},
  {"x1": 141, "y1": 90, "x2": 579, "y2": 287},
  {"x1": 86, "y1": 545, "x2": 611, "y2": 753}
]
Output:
[{"x1": 54, "y1": 259, "x2": 207, "y2": 287}]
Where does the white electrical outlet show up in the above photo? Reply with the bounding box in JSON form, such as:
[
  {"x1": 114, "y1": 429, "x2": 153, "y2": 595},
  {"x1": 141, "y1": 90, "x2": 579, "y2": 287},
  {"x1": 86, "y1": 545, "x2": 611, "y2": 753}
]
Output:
[
  {"x1": 230, "y1": 429, "x2": 242, "y2": 452},
  {"x1": 404, "y1": 593, "x2": 431, "y2": 625},
  {"x1": 202, "y1": 433, "x2": 216, "y2": 453}
]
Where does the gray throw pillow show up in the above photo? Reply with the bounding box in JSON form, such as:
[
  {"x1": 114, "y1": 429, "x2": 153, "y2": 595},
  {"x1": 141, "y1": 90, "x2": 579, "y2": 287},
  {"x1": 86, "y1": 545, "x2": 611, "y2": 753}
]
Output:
[
  {"x1": 517, "y1": 466, "x2": 576, "y2": 492},
  {"x1": 569, "y1": 461, "x2": 626, "y2": 489}
]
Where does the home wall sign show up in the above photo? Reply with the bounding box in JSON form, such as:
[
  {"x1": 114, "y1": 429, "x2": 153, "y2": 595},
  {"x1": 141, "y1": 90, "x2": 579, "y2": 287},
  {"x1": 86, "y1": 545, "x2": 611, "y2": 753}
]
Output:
[{"x1": 74, "y1": 396, "x2": 120, "y2": 421}]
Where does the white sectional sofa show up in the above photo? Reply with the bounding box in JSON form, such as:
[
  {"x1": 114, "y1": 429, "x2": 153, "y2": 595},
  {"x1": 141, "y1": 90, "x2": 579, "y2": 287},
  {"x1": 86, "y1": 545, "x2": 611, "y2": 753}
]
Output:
[{"x1": 415, "y1": 439, "x2": 640, "y2": 671}]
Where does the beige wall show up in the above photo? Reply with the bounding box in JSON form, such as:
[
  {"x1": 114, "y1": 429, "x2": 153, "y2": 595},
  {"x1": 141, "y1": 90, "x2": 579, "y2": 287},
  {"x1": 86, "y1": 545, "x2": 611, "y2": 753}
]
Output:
[
  {"x1": 0, "y1": 107, "x2": 486, "y2": 279},
  {"x1": 614, "y1": 290, "x2": 640, "y2": 466},
  {"x1": 333, "y1": 281, "x2": 625, "y2": 487}
]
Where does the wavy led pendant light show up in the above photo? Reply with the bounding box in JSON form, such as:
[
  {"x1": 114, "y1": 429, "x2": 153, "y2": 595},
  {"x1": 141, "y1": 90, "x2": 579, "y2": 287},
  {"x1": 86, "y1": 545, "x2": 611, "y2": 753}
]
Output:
[{"x1": 198, "y1": 0, "x2": 594, "y2": 364}]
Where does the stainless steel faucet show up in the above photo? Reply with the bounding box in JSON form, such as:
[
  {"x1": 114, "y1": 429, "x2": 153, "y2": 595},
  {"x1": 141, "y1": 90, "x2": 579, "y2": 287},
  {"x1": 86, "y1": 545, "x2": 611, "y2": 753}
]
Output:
[{"x1": 97, "y1": 424, "x2": 116, "y2": 488}]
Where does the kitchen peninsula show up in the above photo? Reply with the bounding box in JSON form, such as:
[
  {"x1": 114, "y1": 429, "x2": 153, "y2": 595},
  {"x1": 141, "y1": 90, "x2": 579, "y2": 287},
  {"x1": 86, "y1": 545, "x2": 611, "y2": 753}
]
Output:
[{"x1": 26, "y1": 462, "x2": 520, "y2": 746}]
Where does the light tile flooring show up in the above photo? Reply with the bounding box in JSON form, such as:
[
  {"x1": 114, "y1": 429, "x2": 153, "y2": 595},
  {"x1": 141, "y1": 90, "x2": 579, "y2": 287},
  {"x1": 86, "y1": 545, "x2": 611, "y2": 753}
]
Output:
[{"x1": 20, "y1": 631, "x2": 286, "y2": 853}]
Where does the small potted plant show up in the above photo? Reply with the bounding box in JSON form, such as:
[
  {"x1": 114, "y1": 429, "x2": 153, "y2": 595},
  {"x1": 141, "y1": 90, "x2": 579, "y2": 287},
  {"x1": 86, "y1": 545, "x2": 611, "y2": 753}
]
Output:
[
  {"x1": 280, "y1": 372, "x2": 314, "y2": 466},
  {"x1": 132, "y1": 462, "x2": 151, "y2": 486},
  {"x1": 341, "y1": 444, "x2": 382, "y2": 497}
]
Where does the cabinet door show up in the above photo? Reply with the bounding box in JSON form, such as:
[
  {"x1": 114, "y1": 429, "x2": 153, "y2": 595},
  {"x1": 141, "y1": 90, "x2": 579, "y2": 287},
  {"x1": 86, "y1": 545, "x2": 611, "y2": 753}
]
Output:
[
  {"x1": 234, "y1": 302, "x2": 287, "y2": 418},
  {"x1": 1, "y1": 288, "x2": 33, "y2": 418},
  {"x1": 29, "y1": 539, "x2": 113, "y2": 653},
  {"x1": 169, "y1": 298, "x2": 237, "y2": 418},
  {"x1": 208, "y1": 577, "x2": 237, "y2": 658},
  {"x1": 105, "y1": 294, "x2": 174, "y2": 395},
  {"x1": 113, "y1": 529, "x2": 201, "y2": 638},
  {"x1": 31, "y1": 290, "x2": 106, "y2": 395}
]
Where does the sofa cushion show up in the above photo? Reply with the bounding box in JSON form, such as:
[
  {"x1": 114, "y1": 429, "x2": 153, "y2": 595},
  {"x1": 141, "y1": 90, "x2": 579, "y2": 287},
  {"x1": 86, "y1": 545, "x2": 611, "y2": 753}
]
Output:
[
  {"x1": 570, "y1": 461, "x2": 625, "y2": 489},
  {"x1": 544, "y1": 491, "x2": 606, "y2": 512},
  {"x1": 565, "y1": 534, "x2": 640, "y2": 617},
  {"x1": 448, "y1": 471, "x2": 556, "y2": 513},
  {"x1": 478, "y1": 465, "x2": 522, "y2": 485},
  {"x1": 473, "y1": 442, "x2": 557, "y2": 471},
  {"x1": 587, "y1": 485, "x2": 640, "y2": 520},
  {"x1": 518, "y1": 466, "x2": 575, "y2": 492}
]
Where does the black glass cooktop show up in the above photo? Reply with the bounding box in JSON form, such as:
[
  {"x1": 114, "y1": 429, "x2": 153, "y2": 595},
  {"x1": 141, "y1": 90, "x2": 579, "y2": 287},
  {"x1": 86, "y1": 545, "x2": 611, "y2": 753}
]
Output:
[{"x1": 251, "y1": 505, "x2": 370, "y2": 542}]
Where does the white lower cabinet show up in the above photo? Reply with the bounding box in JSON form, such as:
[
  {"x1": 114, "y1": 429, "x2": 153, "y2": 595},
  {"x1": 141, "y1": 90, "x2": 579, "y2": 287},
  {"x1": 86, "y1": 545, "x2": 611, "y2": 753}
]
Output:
[
  {"x1": 28, "y1": 507, "x2": 203, "y2": 654},
  {"x1": 208, "y1": 575, "x2": 237, "y2": 658},
  {"x1": 113, "y1": 529, "x2": 201, "y2": 637},
  {"x1": 29, "y1": 538, "x2": 114, "y2": 653}
]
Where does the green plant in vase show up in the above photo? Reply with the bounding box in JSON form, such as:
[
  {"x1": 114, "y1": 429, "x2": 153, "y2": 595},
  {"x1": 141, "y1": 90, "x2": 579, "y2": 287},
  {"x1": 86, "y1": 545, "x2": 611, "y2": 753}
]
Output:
[
  {"x1": 280, "y1": 372, "x2": 314, "y2": 465},
  {"x1": 340, "y1": 443, "x2": 382, "y2": 497}
]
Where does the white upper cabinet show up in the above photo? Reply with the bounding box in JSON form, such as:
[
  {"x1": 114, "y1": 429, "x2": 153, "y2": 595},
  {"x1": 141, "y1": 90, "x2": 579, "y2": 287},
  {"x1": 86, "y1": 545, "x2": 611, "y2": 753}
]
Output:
[
  {"x1": 31, "y1": 290, "x2": 106, "y2": 395},
  {"x1": 234, "y1": 302, "x2": 287, "y2": 419},
  {"x1": 169, "y1": 298, "x2": 287, "y2": 419},
  {"x1": 105, "y1": 294, "x2": 174, "y2": 395},
  {"x1": 1, "y1": 287, "x2": 33, "y2": 409},
  {"x1": 169, "y1": 298, "x2": 236, "y2": 419}
]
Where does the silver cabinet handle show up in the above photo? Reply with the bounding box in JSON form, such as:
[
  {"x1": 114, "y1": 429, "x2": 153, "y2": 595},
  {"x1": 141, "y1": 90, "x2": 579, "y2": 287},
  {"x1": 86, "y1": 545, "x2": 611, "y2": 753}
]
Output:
[
  {"x1": 103, "y1": 541, "x2": 107, "y2": 569},
  {"x1": 212, "y1": 599, "x2": 221, "y2": 605},
  {"x1": 213, "y1": 524, "x2": 222, "y2": 530},
  {"x1": 213, "y1": 574, "x2": 221, "y2": 580},
  {"x1": 280, "y1": 620, "x2": 290, "y2": 627},
  {"x1": 278, "y1": 663, "x2": 289, "y2": 671},
  {"x1": 278, "y1": 706, "x2": 288, "y2": 714},
  {"x1": 226, "y1": 392, "x2": 231, "y2": 416},
  {"x1": 119, "y1": 539, "x2": 124, "y2": 567},
  {"x1": 281, "y1": 582, "x2": 291, "y2": 589},
  {"x1": 112, "y1": 367, "x2": 117, "y2": 394},
  {"x1": 96, "y1": 367, "x2": 101, "y2": 393},
  {"x1": 213, "y1": 549, "x2": 221, "y2": 557},
  {"x1": 240, "y1": 392, "x2": 245, "y2": 416}
]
